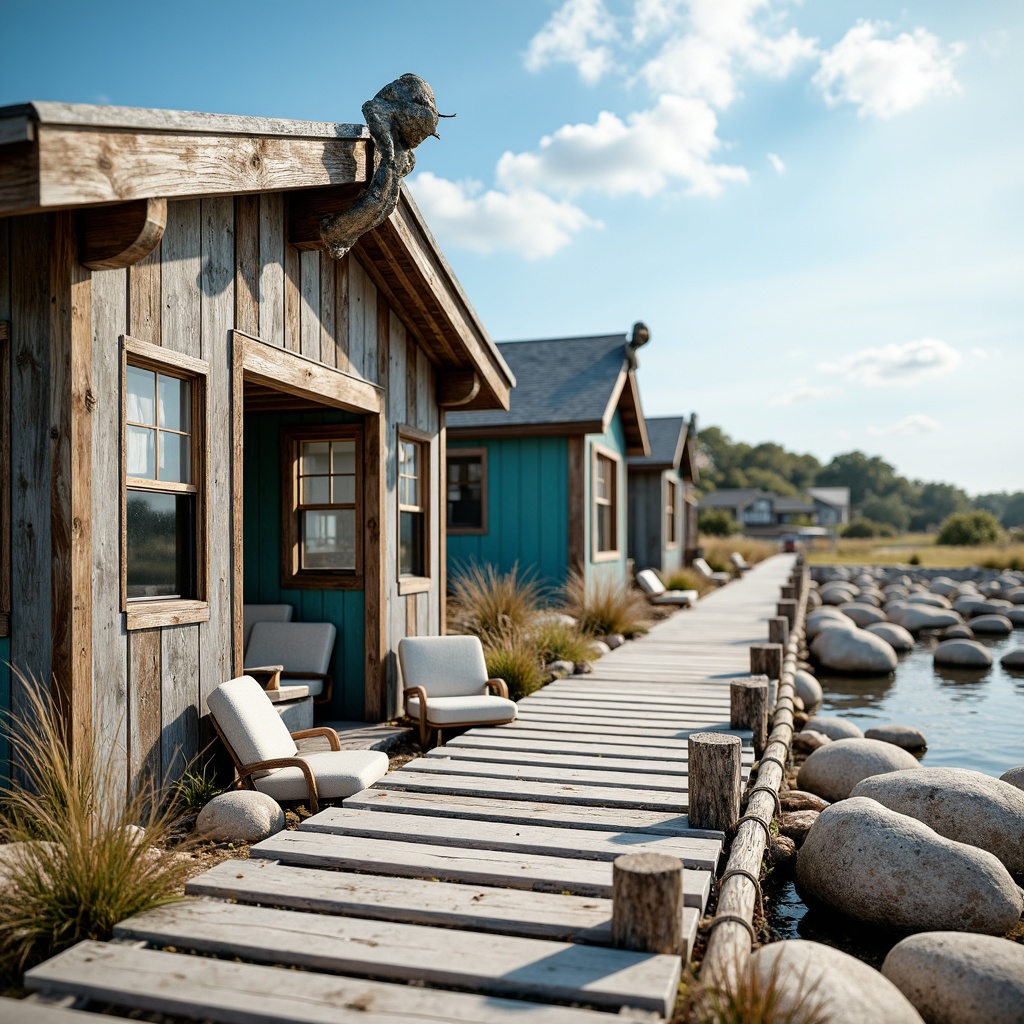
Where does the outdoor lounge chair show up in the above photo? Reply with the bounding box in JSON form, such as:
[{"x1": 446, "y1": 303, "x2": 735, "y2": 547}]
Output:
[
  {"x1": 693, "y1": 557, "x2": 732, "y2": 586},
  {"x1": 242, "y1": 603, "x2": 293, "y2": 648},
  {"x1": 729, "y1": 552, "x2": 751, "y2": 574},
  {"x1": 243, "y1": 621, "x2": 336, "y2": 705},
  {"x1": 635, "y1": 569, "x2": 698, "y2": 608},
  {"x1": 398, "y1": 635, "x2": 517, "y2": 747},
  {"x1": 207, "y1": 675, "x2": 387, "y2": 814}
]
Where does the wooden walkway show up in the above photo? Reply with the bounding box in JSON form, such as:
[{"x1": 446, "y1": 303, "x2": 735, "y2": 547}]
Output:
[{"x1": 15, "y1": 555, "x2": 796, "y2": 1024}]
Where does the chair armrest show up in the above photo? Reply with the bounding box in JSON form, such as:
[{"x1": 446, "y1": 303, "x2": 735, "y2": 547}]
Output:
[
  {"x1": 246, "y1": 665, "x2": 284, "y2": 690},
  {"x1": 486, "y1": 678, "x2": 509, "y2": 699},
  {"x1": 291, "y1": 727, "x2": 341, "y2": 751},
  {"x1": 236, "y1": 756, "x2": 322, "y2": 815},
  {"x1": 403, "y1": 685, "x2": 429, "y2": 709}
]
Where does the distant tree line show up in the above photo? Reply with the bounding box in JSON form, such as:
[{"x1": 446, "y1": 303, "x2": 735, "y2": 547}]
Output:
[{"x1": 696, "y1": 426, "x2": 1024, "y2": 541}]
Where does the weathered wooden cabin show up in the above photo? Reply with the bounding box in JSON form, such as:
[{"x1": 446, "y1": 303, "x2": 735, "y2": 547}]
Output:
[
  {"x1": 0, "y1": 99, "x2": 513, "y2": 788},
  {"x1": 627, "y1": 414, "x2": 700, "y2": 576},
  {"x1": 446, "y1": 330, "x2": 650, "y2": 592}
]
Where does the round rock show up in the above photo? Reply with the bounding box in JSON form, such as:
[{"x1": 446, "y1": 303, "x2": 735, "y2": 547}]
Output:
[
  {"x1": 882, "y1": 932, "x2": 1024, "y2": 1024},
  {"x1": 851, "y1": 766, "x2": 1024, "y2": 875},
  {"x1": 888, "y1": 605, "x2": 963, "y2": 634},
  {"x1": 864, "y1": 724, "x2": 927, "y2": 752},
  {"x1": 1006, "y1": 607, "x2": 1024, "y2": 627},
  {"x1": 941, "y1": 624, "x2": 975, "y2": 640},
  {"x1": 839, "y1": 602, "x2": 888, "y2": 627},
  {"x1": 780, "y1": 789, "x2": 830, "y2": 812},
  {"x1": 998, "y1": 765, "x2": 1024, "y2": 791},
  {"x1": 803, "y1": 715, "x2": 863, "y2": 741},
  {"x1": 907, "y1": 593, "x2": 952, "y2": 608},
  {"x1": 797, "y1": 737, "x2": 920, "y2": 802},
  {"x1": 750, "y1": 940, "x2": 924, "y2": 1024},
  {"x1": 810, "y1": 627, "x2": 898, "y2": 675},
  {"x1": 933, "y1": 639, "x2": 993, "y2": 668},
  {"x1": 197, "y1": 790, "x2": 285, "y2": 843},
  {"x1": 796, "y1": 797, "x2": 1024, "y2": 934},
  {"x1": 792, "y1": 729, "x2": 831, "y2": 754},
  {"x1": 793, "y1": 669, "x2": 823, "y2": 708},
  {"x1": 865, "y1": 622, "x2": 915, "y2": 652},
  {"x1": 969, "y1": 614, "x2": 1012, "y2": 636},
  {"x1": 779, "y1": 809, "x2": 819, "y2": 845},
  {"x1": 999, "y1": 648, "x2": 1024, "y2": 669},
  {"x1": 806, "y1": 608, "x2": 856, "y2": 639}
]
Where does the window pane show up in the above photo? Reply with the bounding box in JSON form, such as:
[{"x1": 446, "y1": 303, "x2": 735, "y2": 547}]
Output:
[
  {"x1": 405, "y1": 474, "x2": 418, "y2": 507},
  {"x1": 126, "y1": 490, "x2": 194, "y2": 599},
  {"x1": 302, "y1": 508, "x2": 356, "y2": 570},
  {"x1": 332, "y1": 474, "x2": 355, "y2": 504},
  {"x1": 447, "y1": 456, "x2": 483, "y2": 529},
  {"x1": 468, "y1": 462, "x2": 481, "y2": 482},
  {"x1": 332, "y1": 441, "x2": 355, "y2": 475},
  {"x1": 400, "y1": 510, "x2": 424, "y2": 576},
  {"x1": 598, "y1": 503, "x2": 614, "y2": 552},
  {"x1": 158, "y1": 374, "x2": 190, "y2": 432},
  {"x1": 127, "y1": 366, "x2": 155, "y2": 425},
  {"x1": 159, "y1": 431, "x2": 190, "y2": 484},
  {"x1": 595, "y1": 457, "x2": 608, "y2": 500},
  {"x1": 301, "y1": 442, "x2": 330, "y2": 476},
  {"x1": 127, "y1": 426, "x2": 156, "y2": 478},
  {"x1": 301, "y1": 475, "x2": 330, "y2": 505}
]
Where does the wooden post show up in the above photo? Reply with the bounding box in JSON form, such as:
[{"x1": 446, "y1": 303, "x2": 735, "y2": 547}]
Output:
[
  {"x1": 688, "y1": 732, "x2": 741, "y2": 832},
  {"x1": 750, "y1": 642, "x2": 783, "y2": 680},
  {"x1": 777, "y1": 599, "x2": 797, "y2": 628},
  {"x1": 768, "y1": 616, "x2": 789, "y2": 649},
  {"x1": 730, "y1": 677, "x2": 769, "y2": 757},
  {"x1": 781, "y1": 584, "x2": 796, "y2": 601},
  {"x1": 611, "y1": 852, "x2": 684, "y2": 954}
]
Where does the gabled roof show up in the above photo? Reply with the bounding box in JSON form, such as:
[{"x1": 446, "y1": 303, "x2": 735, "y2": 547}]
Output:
[
  {"x1": 773, "y1": 497, "x2": 818, "y2": 515},
  {"x1": 698, "y1": 488, "x2": 770, "y2": 510},
  {"x1": 808, "y1": 487, "x2": 850, "y2": 510},
  {"x1": 447, "y1": 334, "x2": 650, "y2": 456},
  {"x1": 627, "y1": 414, "x2": 698, "y2": 482}
]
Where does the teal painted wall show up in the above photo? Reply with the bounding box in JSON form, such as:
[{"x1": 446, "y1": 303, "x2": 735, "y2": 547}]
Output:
[
  {"x1": 0, "y1": 638, "x2": 9, "y2": 787},
  {"x1": 447, "y1": 436, "x2": 569, "y2": 594},
  {"x1": 243, "y1": 412, "x2": 365, "y2": 720},
  {"x1": 584, "y1": 411, "x2": 629, "y2": 587}
]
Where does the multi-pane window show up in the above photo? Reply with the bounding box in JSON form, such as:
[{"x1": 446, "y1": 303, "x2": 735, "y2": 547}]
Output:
[
  {"x1": 593, "y1": 450, "x2": 618, "y2": 555},
  {"x1": 665, "y1": 477, "x2": 679, "y2": 547},
  {"x1": 447, "y1": 449, "x2": 487, "y2": 533},
  {"x1": 399, "y1": 437, "x2": 427, "y2": 577},
  {"x1": 125, "y1": 363, "x2": 198, "y2": 600}
]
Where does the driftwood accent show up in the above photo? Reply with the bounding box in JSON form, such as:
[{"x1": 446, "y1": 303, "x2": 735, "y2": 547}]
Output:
[
  {"x1": 749, "y1": 642, "x2": 782, "y2": 680},
  {"x1": 611, "y1": 852, "x2": 684, "y2": 954},
  {"x1": 730, "y1": 677, "x2": 768, "y2": 757},
  {"x1": 77, "y1": 198, "x2": 167, "y2": 270},
  {"x1": 687, "y1": 733, "x2": 741, "y2": 832},
  {"x1": 767, "y1": 615, "x2": 789, "y2": 648},
  {"x1": 437, "y1": 369, "x2": 481, "y2": 407}
]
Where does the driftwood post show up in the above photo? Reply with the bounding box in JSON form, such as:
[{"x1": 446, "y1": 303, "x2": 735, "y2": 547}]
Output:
[
  {"x1": 611, "y1": 853, "x2": 684, "y2": 954},
  {"x1": 750, "y1": 642, "x2": 783, "y2": 680},
  {"x1": 688, "y1": 733, "x2": 741, "y2": 832},
  {"x1": 730, "y1": 677, "x2": 769, "y2": 757},
  {"x1": 768, "y1": 615, "x2": 789, "y2": 648},
  {"x1": 777, "y1": 598, "x2": 797, "y2": 628}
]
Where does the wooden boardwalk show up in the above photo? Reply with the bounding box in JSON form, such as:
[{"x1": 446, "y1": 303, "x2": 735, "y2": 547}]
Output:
[{"x1": 15, "y1": 555, "x2": 796, "y2": 1024}]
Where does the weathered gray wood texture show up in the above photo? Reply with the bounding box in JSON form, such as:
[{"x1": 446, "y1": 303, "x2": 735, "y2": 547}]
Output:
[{"x1": 626, "y1": 468, "x2": 682, "y2": 577}]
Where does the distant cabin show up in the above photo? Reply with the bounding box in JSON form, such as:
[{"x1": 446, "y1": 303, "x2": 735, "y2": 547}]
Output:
[
  {"x1": 446, "y1": 332, "x2": 650, "y2": 594},
  {"x1": 0, "y1": 100, "x2": 514, "y2": 789},
  {"x1": 697, "y1": 487, "x2": 849, "y2": 537},
  {"x1": 627, "y1": 415, "x2": 700, "y2": 577}
]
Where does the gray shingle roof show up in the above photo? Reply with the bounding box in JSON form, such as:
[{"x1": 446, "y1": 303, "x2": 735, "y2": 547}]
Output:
[
  {"x1": 628, "y1": 416, "x2": 687, "y2": 468},
  {"x1": 698, "y1": 489, "x2": 767, "y2": 510},
  {"x1": 447, "y1": 334, "x2": 628, "y2": 430}
]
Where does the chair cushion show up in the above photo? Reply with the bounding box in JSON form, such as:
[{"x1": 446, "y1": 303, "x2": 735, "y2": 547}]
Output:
[
  {"x1": 254, "y1": 749, "x2": 389, "y2": 803},
  {"x1": 280, "y1": 678, "x2": 324, "y2": 697},
  {"x1": 651, "y1": 590, "x2": 698, "y2": 606},
  {"x1": 207, "y1": 676, "x2": 298, "y2": 766},
  {"x1": 406, "y1": 693, "x2": 518, "y2": 726},
  {"x1": 245, "y1": 621, "x2": 336, "y2": 675},
  {"x1": 399, "y1": 635, "x2": 489, "y2": 698},
  {"x1": 636, "y1": 569, "x2": 667, "y2": 597},
  {"x1": 242, "y1": 603, "x2": 293, "y2": 649}
]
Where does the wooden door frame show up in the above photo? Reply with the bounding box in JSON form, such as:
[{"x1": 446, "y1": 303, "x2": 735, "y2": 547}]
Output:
[{"x1": 230, "y1": 331, "x2": 386, "y2": 718}]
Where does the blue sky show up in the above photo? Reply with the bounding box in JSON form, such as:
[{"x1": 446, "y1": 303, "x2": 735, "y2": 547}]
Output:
[{"x1": 3, "y1": 1, "x2": 1021, "y2": 493}]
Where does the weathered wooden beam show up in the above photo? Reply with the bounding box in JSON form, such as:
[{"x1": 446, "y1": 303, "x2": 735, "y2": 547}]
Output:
[
  {"x1": 437, "y1": 369, "x2": 480, "y2": 408},
  {"x1": 287, "y1": 184, "x2": 365, "y2": 251},
  {"x1": 77, "y1": 198, "x2": 167, "y2": 270}
]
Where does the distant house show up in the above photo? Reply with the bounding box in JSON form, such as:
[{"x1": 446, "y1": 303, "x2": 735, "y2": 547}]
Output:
[
  {"x1": 0, "y1": 99, "x2": 514, "y2": 789},
  {"x1": 698, "y1": 487, "x2": 848, "y2": 537},
  {"x1": 446, "y1": 330, "x2": 651, "y2": 592},
  {"x1": 627, "y1": 414, "x2": 700, "y2": 576}
]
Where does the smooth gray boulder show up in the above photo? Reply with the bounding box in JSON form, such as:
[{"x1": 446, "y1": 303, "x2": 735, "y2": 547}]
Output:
[
  {"x1": 796, "y1": 797, "x2": 1024, "y2": 934},
  {"x1": 952, "y1": 596, "x2": 995, "y2": 617},
  {"x1": 780, "y1": 809, "x2": 820, "y2": 845},
  {"x1": 781, "y1": 789, "x2": 830, "y2": 812},
  {"x1": 933, "y1": 639, "x2": 993, "y2": 668},
  {"x1": 1007, "y1": 587, "x2": 1024, "y2": 605},
  {"x1": 811, "y1": 626, "x2": 898, "y2": 674},
  {"x1": 882, "y1": 932, "x2": 1024, "y2": 1024},
  {"x1": 865, "y1": 621, "x2": 915, "y2": 652},
  {"x1": 999, "y1": 647, "x2": 1024, "y2": 670},
  {"x1": 941, "y1": 624, "x2": 975, "y2": 640},
  {"x1": 798, "y1": 737, "x2": 919, "y2": 801},
  {"x1": 197, "y1": 790, "x2": 285, "y2": 843},
  {"x1": 998, "y1": 765, "x2": 1024, "y2": 791},
  {"x1": 907, "y1": 593, "x2": 952, "y2": 608},
  {"x1": 864, "y1": 724, "x2": 927, "y2": 751},
  {"x1": 750, "y1": 940, "x2": 924, "y2": 1024},
  {"x1": 929, "y1": 577, "x2": 959, "y2": 597},
  {"x1": 970, "y1": 613, "x2": 1012, "y2": 636},
  {"x1": 792, "y1": 729, "x2": 831, "y2": 754},
  {"x1": 1006, "y1": 607, "x2": 1024, "y2": 627},
  {"x1": 888, "y1": 605, "x2": 963, "y2": 633},
  {"x1": 839, "y1": 602, "x2": 887, "y2": 627},
  {"x1": 851, "y1": 766, "x2": 1024, "y2": 875},
  {"x1": 793, "y1": 669, "x2": 823, "y2": 708},
  {"x1": 803, "y1": 715, "x2": 864, "y2": 740},
  {"x1": 806, "y1": 608, "x2": 855, "y2": 639}
]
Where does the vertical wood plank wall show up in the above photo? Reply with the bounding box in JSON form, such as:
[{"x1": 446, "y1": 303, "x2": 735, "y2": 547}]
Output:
[{"x1": 2, "y1": 193, "x2": 444, "y2": 791}]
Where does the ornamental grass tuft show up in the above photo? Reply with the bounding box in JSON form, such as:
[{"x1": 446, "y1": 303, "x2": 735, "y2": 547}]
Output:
[
  {"x1": 449, "y1": 561, "x2": 545, "y2": 643},
  {"x1": 482, "y1": 630, "x2": 544, "y2": 701},
  {"x1": 0, "y1": 673, "x2": 193, "y2": 980},
  {"x1": 530, "y1": 616, "x2": 594, "y2": 667},
  {"x1": 563, "y1": 570, "x2": 654, "y2": 638}
]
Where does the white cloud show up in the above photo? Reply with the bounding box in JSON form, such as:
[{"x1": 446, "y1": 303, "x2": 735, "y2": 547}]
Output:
[
  {"x1": 496, "y1": 94, "x2": 749, "y2": 199},
  {"x1": 867, "y1": 415, "x2": 941, "y2": 437},
  {"x1": 970, "y1": 347, "x2": 989, "y2": 359},
  {"x1": 407, "y1": 172, "x2": 601, "y2": 260},
  {"x1": 813, "y1": 20, "x2": 963, "y2": 119},
  {"x1": 819, "y1": 338, "x2": 962, "y2": 386},
  {"x1": 524, "y1": 0, "x2": 619, "y2": 85},
  {"x1": 769, "y1": 378, "x2": 842, "y2": 406},
  {"x1": 767, "y1": 152, "x2": 786, "y2": 174},
  {"x1": 632, "y1": 0, "x2": 685, "y2": 45}
]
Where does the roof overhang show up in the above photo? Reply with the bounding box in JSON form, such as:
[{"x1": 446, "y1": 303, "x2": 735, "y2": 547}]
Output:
[{"x1": 603, "y1": 366, "x2": 650, "y2": 457}]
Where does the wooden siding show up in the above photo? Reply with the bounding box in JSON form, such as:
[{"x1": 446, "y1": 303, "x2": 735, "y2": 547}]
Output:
[
  {"x1": 583, "y1": 412, "x2": 629, "y2": 587},
  {"x1": 446, "y1": 437, "x2": 570, "y2": 591},
  {"x1": 628, "y1": 468, "x2": 683, "y2": 577},
  {"x1": 0, "y1": 638, "x2": 8, "y2": 785}
]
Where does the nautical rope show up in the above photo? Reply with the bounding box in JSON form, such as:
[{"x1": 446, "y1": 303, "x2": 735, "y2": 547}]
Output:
[
  {"x1": 746, "y1": 784, "x2": 782, "y2": 818},
  {"x1": 719, "y1": 866, "x2": 764, "y2": 915},
  {"x1": 732, "y1": 812, "x2": 772, "y2": 845},
  {"x1": 704, "y1": 913, "x2": 757, "y2": 947}
]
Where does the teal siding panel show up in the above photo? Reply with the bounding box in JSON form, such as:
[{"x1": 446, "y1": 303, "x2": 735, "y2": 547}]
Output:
[
  {"x1": 0, "y1": 637, "x2": 9, "y2": 787},
  {"x1": 586, "y1": 412, "x2": 629, "y2": 587}
]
